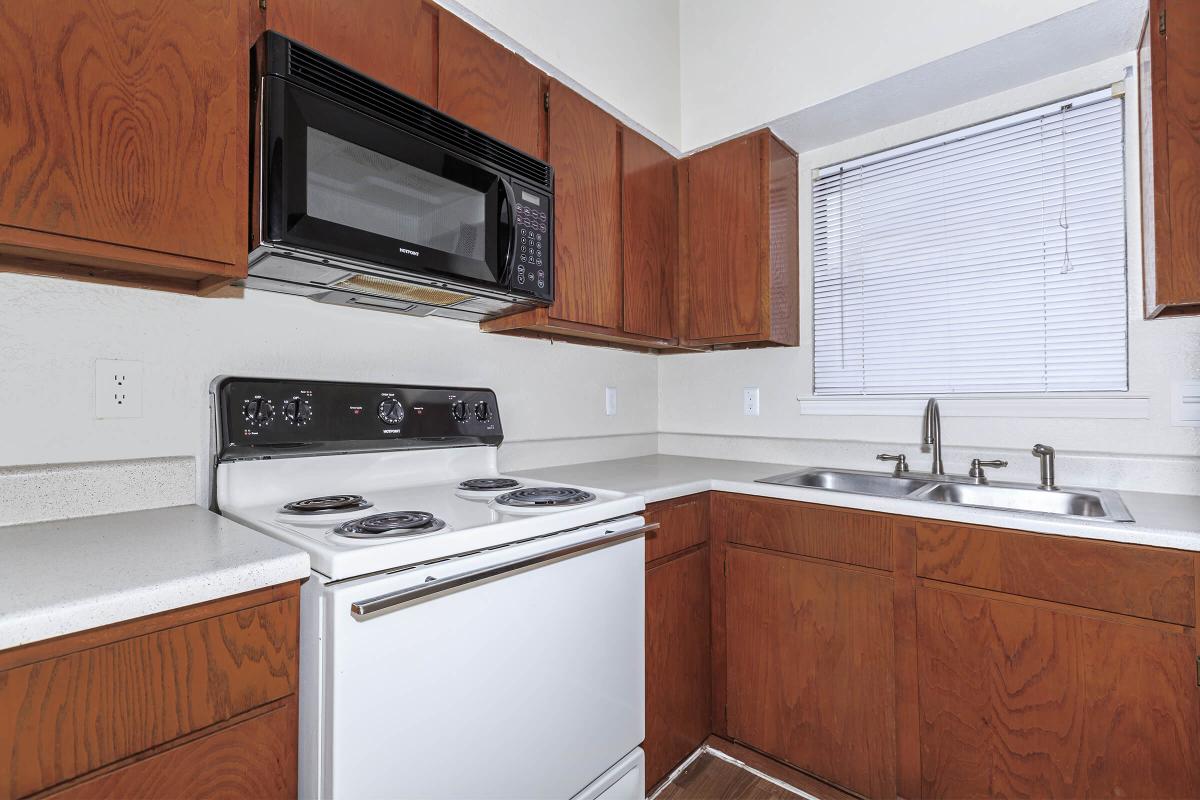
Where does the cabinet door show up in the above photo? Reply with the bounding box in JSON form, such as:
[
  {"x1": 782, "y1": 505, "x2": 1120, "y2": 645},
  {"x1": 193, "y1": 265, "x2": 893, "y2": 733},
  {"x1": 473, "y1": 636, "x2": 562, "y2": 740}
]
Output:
[
  {"x1": 0, "y1": 0, "x2": 244, "y2": 276},
  {"x1": 546, "y1": 80, "x2": 622, "y2": 330},
  {"x1": 265, "y1": 0, "x2": 437, "y2": 104},
  {"x1": 917, "y1": 585, "x2": 1200, "y2": 798},
  {"x1": 725, "y1": 547, "x2": 896, "y2": 798},
  {"x1": 684, "y1": 134, "x2": 762, "y2": 340},
  {"x1": 645, "y1": 546, "x2": 711, "y2": 789},
  {"x1": 622, "y1": 128, "x2": 676, "y2": 340},
  {"x1": 437, "y1": 13, "x2": 543, "y2": 157}
]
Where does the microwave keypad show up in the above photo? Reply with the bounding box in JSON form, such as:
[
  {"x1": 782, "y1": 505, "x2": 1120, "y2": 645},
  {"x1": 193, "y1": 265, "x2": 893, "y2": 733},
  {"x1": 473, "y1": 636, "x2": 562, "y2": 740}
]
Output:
[{"x1": 513, "y1": 200, "x2": 550, "y2": 297}]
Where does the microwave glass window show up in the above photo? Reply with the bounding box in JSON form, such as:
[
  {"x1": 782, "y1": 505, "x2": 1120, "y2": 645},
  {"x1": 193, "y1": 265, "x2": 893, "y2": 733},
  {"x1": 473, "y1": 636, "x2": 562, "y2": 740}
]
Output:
[{"x1": 305, "y1": 128, "x2": 486, "y2": 260}]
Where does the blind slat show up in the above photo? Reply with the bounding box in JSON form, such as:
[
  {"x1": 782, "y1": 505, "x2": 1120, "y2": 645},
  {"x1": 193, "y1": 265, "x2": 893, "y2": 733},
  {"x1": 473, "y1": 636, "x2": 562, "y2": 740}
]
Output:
[{"x1": 812, "y1": 93, "x2": 1128, "y2": 396}]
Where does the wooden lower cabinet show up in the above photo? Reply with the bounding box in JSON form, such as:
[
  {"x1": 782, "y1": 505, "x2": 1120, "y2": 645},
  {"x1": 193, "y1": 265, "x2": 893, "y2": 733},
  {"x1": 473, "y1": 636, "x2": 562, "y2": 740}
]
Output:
[
  {"x1": 917, "y1": 584, "x2": 1200, "y2": 798},
  {"x1": 0, "y1": 583, "x2": 299, "y2": 800},
  {"x1": 725, "y1": 546, "x2": 897, "y2": 798}
]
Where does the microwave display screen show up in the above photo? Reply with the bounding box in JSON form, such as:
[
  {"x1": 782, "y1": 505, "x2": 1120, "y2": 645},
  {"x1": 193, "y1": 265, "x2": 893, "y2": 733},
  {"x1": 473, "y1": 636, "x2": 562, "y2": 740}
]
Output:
[{"x1": 306, "y1": 128, "x2": 486, "y2": 261}]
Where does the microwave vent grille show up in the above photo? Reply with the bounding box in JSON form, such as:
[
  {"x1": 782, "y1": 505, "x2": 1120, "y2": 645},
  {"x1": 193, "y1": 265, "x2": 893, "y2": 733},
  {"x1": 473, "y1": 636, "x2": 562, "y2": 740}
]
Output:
[
  {"x1": 286, "y1": 45, "x2": 552, "y2": 191},
  {"x1": 334, "y1": 274, "x2": 473, "y2": 307}
]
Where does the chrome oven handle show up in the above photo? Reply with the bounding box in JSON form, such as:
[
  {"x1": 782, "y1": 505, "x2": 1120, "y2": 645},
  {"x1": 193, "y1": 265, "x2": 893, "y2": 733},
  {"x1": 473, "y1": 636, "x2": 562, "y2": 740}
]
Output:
[{"x1": 350, "y1": 522, "x2": 657, "y2": 618}]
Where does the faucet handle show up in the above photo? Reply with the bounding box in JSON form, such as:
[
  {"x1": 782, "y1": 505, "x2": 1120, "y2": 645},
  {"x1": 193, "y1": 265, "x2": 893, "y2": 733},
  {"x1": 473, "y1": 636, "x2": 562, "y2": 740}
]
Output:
[
  {"x1": 968, "y1": 458, "x2": 1008, "y2": 482},
  {"x1": 876, "y1": 453, "x2": 909, "y2": 475}
]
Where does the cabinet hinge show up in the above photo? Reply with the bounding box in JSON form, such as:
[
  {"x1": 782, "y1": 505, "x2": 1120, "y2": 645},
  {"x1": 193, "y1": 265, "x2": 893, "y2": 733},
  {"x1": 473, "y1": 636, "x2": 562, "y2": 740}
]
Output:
[
  {"x1": 543, "y1": 91, "x2": 550, "y2": 112},
  {"x1": 1159, "y1": 9, "x2": 1166, "y2": 35},
  {"x1": 259, "y1": 0, "x2": 267, "y2": 9}
]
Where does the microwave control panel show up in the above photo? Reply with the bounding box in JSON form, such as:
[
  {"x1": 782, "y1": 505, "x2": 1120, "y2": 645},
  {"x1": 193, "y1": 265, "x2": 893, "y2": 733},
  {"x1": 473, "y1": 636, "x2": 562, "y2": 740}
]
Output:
[{"x1": 511, "y1": 188, "x2": 552, "y2": 302}]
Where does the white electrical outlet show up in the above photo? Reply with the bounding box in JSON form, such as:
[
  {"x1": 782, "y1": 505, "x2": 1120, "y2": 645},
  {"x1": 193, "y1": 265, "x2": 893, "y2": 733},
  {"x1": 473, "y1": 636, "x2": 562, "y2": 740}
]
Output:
[
  {"x1": 743, "y1": 387, "x2": 760, "y2": 416},
  {"x1": 96, "y1": 359, "x2": 143, "y2": 418},
  {"x1": 605, "y1": 386, "x2": 618, "y2": 416}
]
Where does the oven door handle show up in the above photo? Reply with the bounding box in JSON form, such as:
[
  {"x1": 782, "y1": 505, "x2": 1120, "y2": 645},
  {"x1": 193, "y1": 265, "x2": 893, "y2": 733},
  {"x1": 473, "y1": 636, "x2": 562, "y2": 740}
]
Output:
[{"x1": 350, "y1": 523, "x2": 656, "y2": 617}]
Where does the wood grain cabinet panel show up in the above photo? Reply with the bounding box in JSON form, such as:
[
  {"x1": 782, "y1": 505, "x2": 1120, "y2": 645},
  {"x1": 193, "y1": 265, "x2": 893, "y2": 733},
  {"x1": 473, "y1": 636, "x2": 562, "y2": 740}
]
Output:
[
  {"x1": 681, "y1": 130, "x2": 798, "y2": 346},
  {"x1": 263, "y1": 0, "x2": 437, "y2": 105},
  {"x1": 1140, "y1": 0, "x2": 1200, "y2": 317},
  {"x1": 43, "y1": 700, "x2": 297, "y2": 800},
  {"x1": 725, "y1": 547, "x2": 897, "y2": 799},
  {"x1": 713, "y1": 493, "x2": 892, "y2": 570},
  {"x1": 644, "y1": 496, "x2": 707, "y2": 563},
  {"x1": 437, "y1": 13, "x2": 543, "y2": 157},
  {"x1": 645, "y1": 546, "x2": 711, "y2": 789},
  {"x1": 917, "y1": 521, "x2": 1196, "y2": 625},
  {"x1": 622, "y1": 128, "x2": 677, "y2": 341},
  {"x1": 0, "y1": 596, "x2": 298, "y2": 799},
  {"x1": 917, "y1": 585, "x2": 1200, "y2": 798},
  {"x1": 0, "y1": 0, "x2": 247, "y2": 292}
]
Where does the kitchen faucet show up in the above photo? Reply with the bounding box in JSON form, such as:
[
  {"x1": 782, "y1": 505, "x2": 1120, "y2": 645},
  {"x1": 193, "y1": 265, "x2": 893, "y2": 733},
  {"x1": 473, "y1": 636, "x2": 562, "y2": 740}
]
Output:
[{"x1": 922, "y1": 398, "x2": 944, "y2": 475}]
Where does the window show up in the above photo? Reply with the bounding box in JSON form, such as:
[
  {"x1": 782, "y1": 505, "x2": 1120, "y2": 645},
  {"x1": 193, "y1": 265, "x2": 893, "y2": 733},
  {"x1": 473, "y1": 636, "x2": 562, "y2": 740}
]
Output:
[{"x1": 812, "y1": 89, "x2": 1127, "y2": 396}]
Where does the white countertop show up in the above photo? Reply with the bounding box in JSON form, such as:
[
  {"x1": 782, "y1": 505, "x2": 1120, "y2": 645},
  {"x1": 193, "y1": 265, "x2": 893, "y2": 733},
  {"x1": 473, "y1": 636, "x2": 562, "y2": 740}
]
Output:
[
  {"x1": 513, "y1": 455, "x2": 1200, "y2": 552},
  {"x1": 0, "y1": 505, "x2": 310, "y2": 651}
]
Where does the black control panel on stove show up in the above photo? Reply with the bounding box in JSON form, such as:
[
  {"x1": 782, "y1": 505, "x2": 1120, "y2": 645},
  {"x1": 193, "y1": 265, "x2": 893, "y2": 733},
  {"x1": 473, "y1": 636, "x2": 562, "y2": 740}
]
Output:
[{"x1": 214, "y1": 378, "x2": 502, "y2": 461}]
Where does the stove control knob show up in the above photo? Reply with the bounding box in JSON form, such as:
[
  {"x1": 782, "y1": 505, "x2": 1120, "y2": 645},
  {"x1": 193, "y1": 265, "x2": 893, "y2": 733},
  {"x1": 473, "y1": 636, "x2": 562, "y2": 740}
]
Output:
[
  {"x1": 450, "y1": 400, "x2": 469, "y2": 422},
  {"x1": 283, "y1": 397, "x2": 312, "y2": 425},
  {"x1": 377, "y1": 399, "x2": 405, "y2": 425},
  {"x1": 474, "y1": 400, "x2": 492, "y2": 422},
  {"x1": 242, "y1": 398, "x2": 275, "y2": 425}
]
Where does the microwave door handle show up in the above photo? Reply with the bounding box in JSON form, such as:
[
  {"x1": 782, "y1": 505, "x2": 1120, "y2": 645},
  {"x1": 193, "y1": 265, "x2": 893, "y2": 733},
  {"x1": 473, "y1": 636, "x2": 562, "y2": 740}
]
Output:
[{"x1": 499, "y1": 178, "x2": 518, "y2": 281}]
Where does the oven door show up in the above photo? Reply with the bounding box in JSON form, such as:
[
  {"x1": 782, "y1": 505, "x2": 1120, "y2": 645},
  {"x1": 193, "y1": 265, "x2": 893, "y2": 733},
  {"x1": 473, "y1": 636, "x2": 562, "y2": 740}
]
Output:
[
  {"x1": 260, "y1": 76, "x2": 516, "y2": 289},
  {"x1": 309, "y1": 517, "x2": 648, "y2": 799}
]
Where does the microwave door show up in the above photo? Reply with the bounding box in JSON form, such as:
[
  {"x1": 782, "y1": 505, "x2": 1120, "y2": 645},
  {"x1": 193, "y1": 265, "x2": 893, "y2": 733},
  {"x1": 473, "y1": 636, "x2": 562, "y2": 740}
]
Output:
[{"x1": 263, "y1": 77, "x2": 505, "y2": 286}]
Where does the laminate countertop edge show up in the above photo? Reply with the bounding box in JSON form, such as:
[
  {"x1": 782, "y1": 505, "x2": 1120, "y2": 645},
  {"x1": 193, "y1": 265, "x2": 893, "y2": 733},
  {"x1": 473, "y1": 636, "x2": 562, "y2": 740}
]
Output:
[
  {"x1": 511, "y1": 455, "x2": 1200, "y2": 553},
  {"x1": 0, "y1": 504, "x2": 310, "y2": 652}
]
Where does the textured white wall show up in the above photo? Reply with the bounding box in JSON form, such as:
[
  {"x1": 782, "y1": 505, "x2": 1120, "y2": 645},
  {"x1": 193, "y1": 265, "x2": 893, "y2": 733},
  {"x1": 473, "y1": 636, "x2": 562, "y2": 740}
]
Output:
[
  {"x1": 0, "y1": 276, "x2": 659, "y2": 495},
  {"x1": 659, "y1": 55, "x2": 1200, "y2": 492},
  {"x1": 678, "y1": 0, "x2": 1098, "y2": 150}
]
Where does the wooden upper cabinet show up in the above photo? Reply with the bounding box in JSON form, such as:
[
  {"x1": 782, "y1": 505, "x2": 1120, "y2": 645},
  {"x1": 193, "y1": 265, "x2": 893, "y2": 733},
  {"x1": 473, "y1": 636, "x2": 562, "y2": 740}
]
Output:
[
  {"x1": 681, "y1": 130, "x2": 799, "y2": 346},
  {"x1": 437, "y1": 14, "x2": 543, "y2": 158},
  {"x1": 1140, "y1": 0, "x2": 1200, "y2": 317},
  {"x1": 917, "y1": 584, "x2": 1200, "y2": 798},
  {"x1": 0, "y1": 0, "x2": 247, "y2": 294},
  {"x1": 262, "y1": 0, "x2": 437, "y2": 105},
  {"x1": 622, "y1": 128, "x2": 677, "y2": 341},
  {"x1": 545, "y1": 80, "x2": 623, "y2": 330}
]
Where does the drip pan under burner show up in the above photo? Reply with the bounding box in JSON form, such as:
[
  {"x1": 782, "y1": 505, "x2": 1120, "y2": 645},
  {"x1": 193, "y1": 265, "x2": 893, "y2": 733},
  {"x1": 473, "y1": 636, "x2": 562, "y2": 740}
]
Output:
[
  {"x1": 335, "y1": 511, "x2": 446, "y2": 539},
  {"x1": 282, "y1": 495, "x2": 373, "y2": 514},
  {"x1": 494, "y1": 487, "x2": 596, "y2": 508},
  {"x1": 458, "y1": 478, "x2": 522, "y2": 492}
]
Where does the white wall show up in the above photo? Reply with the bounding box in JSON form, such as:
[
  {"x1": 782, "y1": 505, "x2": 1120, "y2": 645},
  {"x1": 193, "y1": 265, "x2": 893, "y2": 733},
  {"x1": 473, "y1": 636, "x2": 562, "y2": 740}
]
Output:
[
  {"x1": 440, "y1": 0, "x2": 682, "y2": 149},
  {"x1": 0, "y1": 276, "x2": 659, "y2": 499},
  {"x1": 678, "y1": 0, "x2": 1097, "y2": 150},
  {"x1": 659, "y1": 55, "x2": 1200, "y2": 494}
]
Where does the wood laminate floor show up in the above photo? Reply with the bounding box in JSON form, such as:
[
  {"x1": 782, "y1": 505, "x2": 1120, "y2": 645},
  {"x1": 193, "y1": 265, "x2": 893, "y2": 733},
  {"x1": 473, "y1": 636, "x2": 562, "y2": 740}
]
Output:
[{"x1": 654, "y1": 753, "x2": 809, "y2": 800}]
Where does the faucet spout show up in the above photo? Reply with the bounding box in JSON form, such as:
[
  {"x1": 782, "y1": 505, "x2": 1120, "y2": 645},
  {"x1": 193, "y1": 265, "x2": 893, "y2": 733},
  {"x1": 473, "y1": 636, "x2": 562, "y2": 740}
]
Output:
[{"x1": 923, "y1": 398, "x2": 944, "y2": 475}]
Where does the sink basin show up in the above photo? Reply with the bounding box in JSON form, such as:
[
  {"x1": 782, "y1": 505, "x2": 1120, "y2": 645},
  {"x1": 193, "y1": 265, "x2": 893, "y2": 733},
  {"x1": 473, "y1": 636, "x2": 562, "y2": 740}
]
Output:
[
  {"x1": 911, "y1": 481, "x2": 1134, "y2": 521},
  {"x1": 756, "y1": 467, "x2": 1134, "y2": 523},
  {"x1": 757, "y1": 468, "x2": 934, "y2": 498}
]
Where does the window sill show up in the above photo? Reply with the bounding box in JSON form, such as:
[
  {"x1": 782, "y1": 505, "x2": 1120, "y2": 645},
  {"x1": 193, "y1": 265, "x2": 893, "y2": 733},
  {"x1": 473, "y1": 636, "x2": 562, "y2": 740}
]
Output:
[{"x1": 795, "y1": 396, "x2": 1150, "y2": 419}]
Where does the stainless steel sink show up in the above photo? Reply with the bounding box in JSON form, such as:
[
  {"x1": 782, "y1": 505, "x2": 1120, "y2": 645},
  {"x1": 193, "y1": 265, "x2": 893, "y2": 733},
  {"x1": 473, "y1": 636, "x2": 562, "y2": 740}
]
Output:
[
  {"x1": 756, "y1": 467, "x2": 1134, "y2": 523},
  {"x1": 758, "y1": 468, "x2": 935, "y2": 498},
  {"x1": 911, "y1": 481, "x2": 1133, "y2": 521}
]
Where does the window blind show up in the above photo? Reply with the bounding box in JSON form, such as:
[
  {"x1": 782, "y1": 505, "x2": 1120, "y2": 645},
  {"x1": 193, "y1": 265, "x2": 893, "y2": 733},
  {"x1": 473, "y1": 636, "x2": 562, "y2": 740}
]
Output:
[{"x1": 812, "y1": 90, "x2": 1128, "y2": 396}]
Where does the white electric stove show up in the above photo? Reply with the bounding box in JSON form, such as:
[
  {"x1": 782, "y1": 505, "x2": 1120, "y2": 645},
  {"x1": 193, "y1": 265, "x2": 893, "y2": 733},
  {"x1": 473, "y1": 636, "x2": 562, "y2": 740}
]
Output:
[{"x1": 212, "y1": 377, "x2": 649, "y2": 800}]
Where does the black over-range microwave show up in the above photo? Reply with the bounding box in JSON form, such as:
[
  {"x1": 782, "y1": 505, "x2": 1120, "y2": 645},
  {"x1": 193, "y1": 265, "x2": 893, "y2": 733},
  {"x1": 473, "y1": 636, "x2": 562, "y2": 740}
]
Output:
[{"x1": 247, "y1": 33, "x2": 553, "y2": 320}]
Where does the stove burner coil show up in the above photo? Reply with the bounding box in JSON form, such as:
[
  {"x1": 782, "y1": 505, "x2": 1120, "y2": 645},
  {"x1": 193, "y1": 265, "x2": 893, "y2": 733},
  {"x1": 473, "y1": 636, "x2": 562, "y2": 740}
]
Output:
[
  {"x1": 282, "y1": 495, "x2": 373, "y2": 514},
  {"x1": 494, "y1": 487, "x2": 596, "y2": 508},
  {"x1": 335, "y1": 511, "x2": 446, "y2": 538},
  {"x1": 458, "y1": 478, "x2": 522, "y2": 491}
]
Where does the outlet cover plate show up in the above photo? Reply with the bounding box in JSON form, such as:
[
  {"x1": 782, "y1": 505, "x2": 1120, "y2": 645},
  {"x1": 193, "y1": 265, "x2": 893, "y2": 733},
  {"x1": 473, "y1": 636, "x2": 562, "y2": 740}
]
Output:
[
  {"x1": 743, "y1": 387, "x2": 760, "y2": 416},
  {"x1": 96, "y1": 359, "x2": 143, "y2": 418},
  {"x1": 605, "y1": 386, "x2": 618, "y2": 416}
]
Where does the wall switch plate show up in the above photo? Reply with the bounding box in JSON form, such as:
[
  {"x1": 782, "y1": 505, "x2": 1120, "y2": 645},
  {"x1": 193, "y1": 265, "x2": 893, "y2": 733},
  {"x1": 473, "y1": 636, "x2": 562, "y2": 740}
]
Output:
[
  {"x1": 96, "y1": 359, "x2": 143, "y2": 418},
  {"x1": 743, "y1": 387, "x2": 760, "y2": 416},
  {"x1": 605, "y1": 386, "x2": 618, "y2": 416},
  {"x1": 1171, "y1": 380, "x2": 1200, "y2": 426}
]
